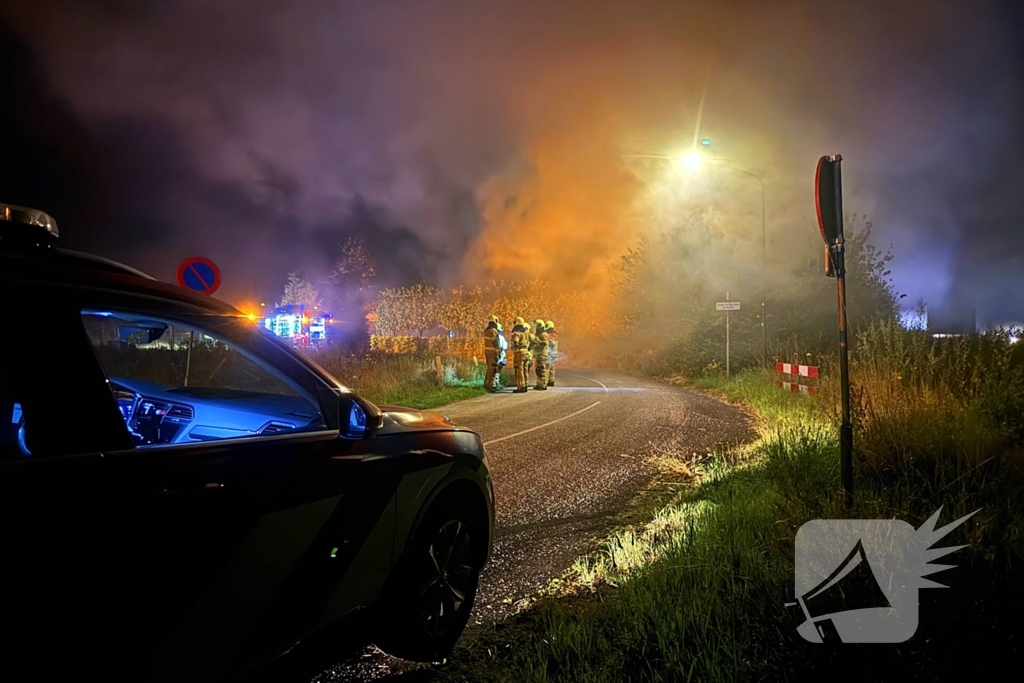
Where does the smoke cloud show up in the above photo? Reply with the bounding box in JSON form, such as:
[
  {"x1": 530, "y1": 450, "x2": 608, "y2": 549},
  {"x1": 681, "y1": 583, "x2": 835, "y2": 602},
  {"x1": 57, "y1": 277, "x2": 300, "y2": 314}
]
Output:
[{"x1": 1, "y1": 0, "x2": 1022, "y2": 324}]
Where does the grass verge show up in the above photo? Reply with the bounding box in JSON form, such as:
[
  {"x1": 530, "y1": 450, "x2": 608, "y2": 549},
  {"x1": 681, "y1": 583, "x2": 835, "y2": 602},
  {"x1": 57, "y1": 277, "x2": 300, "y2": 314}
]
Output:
[
  {"x1": 300, "y1": 348, "x2": 490, "y2": 409},
  {"x1": 436, "y1": 356, "x2": 1024, "y2": 681},
  {"x1": 363, "y1": 385, "x2": 487, "y2": 410}
]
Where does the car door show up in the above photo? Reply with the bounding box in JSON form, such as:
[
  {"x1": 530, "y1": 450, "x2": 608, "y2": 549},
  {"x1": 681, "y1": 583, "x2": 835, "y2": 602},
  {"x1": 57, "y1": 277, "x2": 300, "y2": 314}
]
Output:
[
  {"x1": 128, "y1": 430, "x2": 401, "y2": 682},
  {"x1": 0, "y1": 283, "x2": 142, "y2": 679},
  {"x1": 0, "y1": 281, "x2": 400, "y2": 682},
  {"x1": 73, "y1": 294, "x2": 405, "y2": 681}
]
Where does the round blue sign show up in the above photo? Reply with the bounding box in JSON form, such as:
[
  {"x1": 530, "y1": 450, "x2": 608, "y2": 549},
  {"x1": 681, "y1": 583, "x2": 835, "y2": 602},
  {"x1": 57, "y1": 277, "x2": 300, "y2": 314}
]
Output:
[{"x1": 176, "y1": 257, "x2": 222, "y2": 295}]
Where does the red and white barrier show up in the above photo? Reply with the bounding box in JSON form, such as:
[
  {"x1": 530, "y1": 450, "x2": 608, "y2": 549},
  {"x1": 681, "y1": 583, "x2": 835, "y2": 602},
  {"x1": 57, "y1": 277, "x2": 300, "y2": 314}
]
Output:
[
  {"x1": 775, "y1": 362, "x2": 819, "y2": 378},
  {"x1": 775, "y1": 362, "x2": 819, "y2": 395}
]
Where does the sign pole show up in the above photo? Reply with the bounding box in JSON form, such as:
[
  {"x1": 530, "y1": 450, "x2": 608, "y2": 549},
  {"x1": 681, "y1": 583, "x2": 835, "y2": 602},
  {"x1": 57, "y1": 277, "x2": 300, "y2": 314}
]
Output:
[
  {"x1": 816, "y1": 154, "x2": 854, "y2": 507},
  {"x1": 716, "y1": 298, "x2": 740, "y2": 376},
  {"x1": 726, "y1": 291, "x2": 731, "y2": 378},
  {"x1": 832, "y1": 160, "x2": 854, "y2": 508}
]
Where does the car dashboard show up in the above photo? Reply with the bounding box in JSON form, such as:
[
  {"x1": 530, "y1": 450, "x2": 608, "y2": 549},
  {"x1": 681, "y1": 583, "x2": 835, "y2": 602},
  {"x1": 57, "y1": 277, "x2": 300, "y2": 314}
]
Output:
[{"x1": 109, "y1": 377, "x2": 324, "y2": 446}]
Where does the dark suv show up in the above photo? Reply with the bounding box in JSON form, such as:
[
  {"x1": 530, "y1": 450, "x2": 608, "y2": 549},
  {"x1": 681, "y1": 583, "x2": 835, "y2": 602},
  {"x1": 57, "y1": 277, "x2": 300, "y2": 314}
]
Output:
[{"x1": 0, "y1": 204, "x2": 494, "y2": 682}]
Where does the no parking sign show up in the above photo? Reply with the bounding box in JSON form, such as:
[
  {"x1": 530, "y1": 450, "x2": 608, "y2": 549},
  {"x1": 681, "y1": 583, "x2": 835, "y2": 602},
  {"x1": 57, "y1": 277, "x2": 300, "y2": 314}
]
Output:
[{"x1": 176, "y1": 257, "x2": 222, "y2": 295}]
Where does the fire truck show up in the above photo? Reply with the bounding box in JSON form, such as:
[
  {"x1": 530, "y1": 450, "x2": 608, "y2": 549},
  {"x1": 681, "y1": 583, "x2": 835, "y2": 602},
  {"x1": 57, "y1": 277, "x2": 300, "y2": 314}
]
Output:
[{"x1": 262, "y1": 304, "x2": 331, "y2": 347}]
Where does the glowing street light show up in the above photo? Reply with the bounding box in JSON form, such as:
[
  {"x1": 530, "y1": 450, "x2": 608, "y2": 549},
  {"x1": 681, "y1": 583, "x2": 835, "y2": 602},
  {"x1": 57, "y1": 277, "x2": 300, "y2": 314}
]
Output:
[{"x1": 682, "y1": 150, "x2": 704, "y2": 170}]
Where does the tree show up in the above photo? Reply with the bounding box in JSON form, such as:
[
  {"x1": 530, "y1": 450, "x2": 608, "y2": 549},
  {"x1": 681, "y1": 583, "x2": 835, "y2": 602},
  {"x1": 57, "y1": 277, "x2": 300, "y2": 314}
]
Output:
[
  {"x1": 614, "y1": 235, "x2": 651, "y2": 330},
  {"x1": 280, "y1": 271, "x2": 322, "y2": 308},
  {"x1": 613, "y1": 208, "x2": 732, "y2": 338},
  {"x1": 373, "y1": 284, "x2": 442, "y2": 337},
  {"x1": 369, "y1": 278, "x2": 599, "y2": 344},
  {"x1": 771, "y1": 215, "x2": 902, "y2": 350},
  {"x1": 328, "y1": 238, "x2": 376, "y2": 299},
  {"x1": 439, "y1": 286, "x2": 487, "y2": 337}
]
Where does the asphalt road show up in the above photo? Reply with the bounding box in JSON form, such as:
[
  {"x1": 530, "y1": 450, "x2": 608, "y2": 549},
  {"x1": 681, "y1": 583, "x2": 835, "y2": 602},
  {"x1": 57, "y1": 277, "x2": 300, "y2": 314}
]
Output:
[{"x1": 316, "y1": 367, "x2": 754, "y2": 681}]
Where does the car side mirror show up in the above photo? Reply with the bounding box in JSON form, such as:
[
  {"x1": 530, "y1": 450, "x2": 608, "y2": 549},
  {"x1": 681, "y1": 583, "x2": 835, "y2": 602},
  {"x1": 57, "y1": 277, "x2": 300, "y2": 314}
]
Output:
[{"x1": 340, "y1": 395, "x2": 382, "y2": 440}]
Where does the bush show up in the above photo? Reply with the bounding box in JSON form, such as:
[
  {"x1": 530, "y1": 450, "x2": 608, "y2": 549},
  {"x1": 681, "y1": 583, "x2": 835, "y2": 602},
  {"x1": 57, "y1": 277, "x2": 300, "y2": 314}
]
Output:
[
  {"x1": 368, "y1": 335, "x2": 422, "y2": 355},
  {"x1": 369, "y1": 335, "x2": 488, "y2": 359}
]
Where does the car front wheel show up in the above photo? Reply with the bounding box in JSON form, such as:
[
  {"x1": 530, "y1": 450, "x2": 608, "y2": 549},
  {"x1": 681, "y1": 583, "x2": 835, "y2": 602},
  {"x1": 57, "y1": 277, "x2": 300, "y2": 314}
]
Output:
[{"x1": 375, "y1": 500, "x2": 482, "y2": 662}]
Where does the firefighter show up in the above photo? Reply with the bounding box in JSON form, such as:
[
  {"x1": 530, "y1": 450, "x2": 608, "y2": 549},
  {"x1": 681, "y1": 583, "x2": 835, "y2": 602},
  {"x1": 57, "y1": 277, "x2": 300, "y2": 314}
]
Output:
[
  {"x1": 510, "y1": 316, "x2": 531, "y2": 393},
  {"x1": 545, "y1": 320, "x2": 558, "y2": 386},
  {"x1": 494, "y1": 321, "x2": 508, "y2": 390},
  {"x1": 525, "y1": 321, "x2": 534, "y2": 379},
  {"x1": 531, "y1": 319, "x2": 550, "y2": 390},
  {"x1": 483, "y1": 315, "x2": 500, "y2": 392}
]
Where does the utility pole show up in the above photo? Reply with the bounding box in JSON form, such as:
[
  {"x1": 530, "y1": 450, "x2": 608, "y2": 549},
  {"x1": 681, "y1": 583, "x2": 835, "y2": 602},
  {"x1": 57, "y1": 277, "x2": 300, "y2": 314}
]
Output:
[{"x1": 760, "y1": 179, "x2": 767, "y2": 364}]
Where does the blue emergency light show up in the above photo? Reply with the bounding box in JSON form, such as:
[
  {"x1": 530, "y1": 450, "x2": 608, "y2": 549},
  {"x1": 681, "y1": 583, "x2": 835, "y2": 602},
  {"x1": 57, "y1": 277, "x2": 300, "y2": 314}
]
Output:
[{"x1": 262, "y1": 304, "x2": 331, "y2": 345}]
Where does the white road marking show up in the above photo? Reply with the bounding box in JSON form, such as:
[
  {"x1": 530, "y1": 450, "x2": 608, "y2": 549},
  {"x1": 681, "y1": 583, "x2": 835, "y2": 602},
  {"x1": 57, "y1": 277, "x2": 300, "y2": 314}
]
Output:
[
  {"x1": 584, "y1": 376, "x2": 608, "y2": 390},
  {"x1": 483, "y1": 401, "x2": 602, "y2": 446}
]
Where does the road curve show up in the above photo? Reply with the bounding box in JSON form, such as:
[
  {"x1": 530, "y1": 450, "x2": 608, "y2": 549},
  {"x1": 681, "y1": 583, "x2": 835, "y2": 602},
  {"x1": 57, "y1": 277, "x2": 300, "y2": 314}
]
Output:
[{"x1": 318, "y1": 368, "x2": 755, "y2": 681}]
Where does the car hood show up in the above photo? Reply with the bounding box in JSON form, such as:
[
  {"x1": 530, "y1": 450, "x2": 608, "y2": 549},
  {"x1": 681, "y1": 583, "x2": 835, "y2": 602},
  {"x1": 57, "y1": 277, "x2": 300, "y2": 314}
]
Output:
[{"x1": 376, "y1": 406, "x2": 465, "y2": 434}]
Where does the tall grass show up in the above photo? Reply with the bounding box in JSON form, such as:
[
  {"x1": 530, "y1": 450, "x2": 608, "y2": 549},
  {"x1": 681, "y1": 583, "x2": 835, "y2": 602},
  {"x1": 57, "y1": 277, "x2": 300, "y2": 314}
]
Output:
[
  {"x1": 440, "y1": 322, "x2": 1024, "y2": 681},
  {"x1": 298, "y1": 348, "x2": 489, "y2": 409},
  {"x1": 854, "y1": 323, "x2": 1024, "y2": 444}
]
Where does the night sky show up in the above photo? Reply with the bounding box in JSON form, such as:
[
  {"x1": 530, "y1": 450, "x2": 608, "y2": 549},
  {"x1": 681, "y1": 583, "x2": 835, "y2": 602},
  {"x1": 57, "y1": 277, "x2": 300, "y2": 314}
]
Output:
[{"x1": 2, "y1": 0, "x2": 1023, "y2": 325}]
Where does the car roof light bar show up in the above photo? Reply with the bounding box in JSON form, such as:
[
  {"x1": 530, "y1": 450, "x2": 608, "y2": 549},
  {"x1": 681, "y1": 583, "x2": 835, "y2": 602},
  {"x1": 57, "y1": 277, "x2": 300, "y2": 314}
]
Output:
[{"x1": 1, "y1": 203, "x2": 59, "y2": 238}]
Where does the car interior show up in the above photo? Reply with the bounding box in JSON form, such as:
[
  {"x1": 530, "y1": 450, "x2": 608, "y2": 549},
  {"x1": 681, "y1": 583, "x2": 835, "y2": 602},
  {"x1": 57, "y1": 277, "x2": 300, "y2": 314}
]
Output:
[{"x1": 82, "y1": 310, "x2": 327, "y2": 448}]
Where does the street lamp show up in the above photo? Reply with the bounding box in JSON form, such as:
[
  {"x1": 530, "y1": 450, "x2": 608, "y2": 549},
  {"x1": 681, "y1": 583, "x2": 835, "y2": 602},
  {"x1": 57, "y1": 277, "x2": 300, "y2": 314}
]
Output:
[{"x1": 681, "y1": 150, "x2": 704, "y2": 170}]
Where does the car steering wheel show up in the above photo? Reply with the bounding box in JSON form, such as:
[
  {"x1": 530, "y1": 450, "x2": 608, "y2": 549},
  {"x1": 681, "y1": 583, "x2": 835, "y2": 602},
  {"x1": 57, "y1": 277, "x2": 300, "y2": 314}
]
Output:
[{"x1": 109, "y1": 383, "x2": 145, "y2": 444}]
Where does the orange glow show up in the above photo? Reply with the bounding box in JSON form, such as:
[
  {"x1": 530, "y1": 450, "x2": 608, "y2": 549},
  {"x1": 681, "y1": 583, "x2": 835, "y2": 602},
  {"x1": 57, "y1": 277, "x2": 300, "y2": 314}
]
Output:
[
  {"x1": 235, "y1": 301, "x2": 262, "y2": 324},
  {"x1": 458, "y1": 53, "x2": 666, "y2": 324},
  {"x1": 302, "y1": 316, "x2": 310, "y2": 324},
  {"x1": 464, "y1": 103, "x2": 635, "y2": 327}
]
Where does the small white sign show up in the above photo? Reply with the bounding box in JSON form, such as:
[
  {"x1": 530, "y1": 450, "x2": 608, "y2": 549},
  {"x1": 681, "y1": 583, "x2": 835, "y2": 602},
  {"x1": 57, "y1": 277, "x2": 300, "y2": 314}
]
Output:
[{"x1": 716, "y1": 301, "x2": 741, "y2": 311}]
